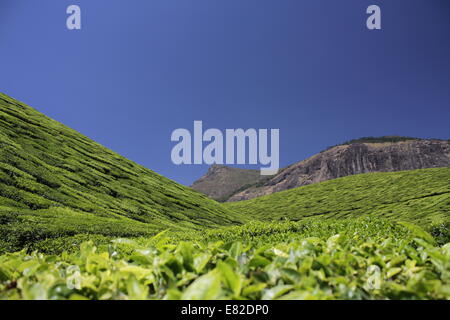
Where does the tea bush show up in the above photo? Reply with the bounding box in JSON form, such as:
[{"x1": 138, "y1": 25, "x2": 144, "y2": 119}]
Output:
[{"x1": 0, "y1": 218, "x2": 448, "y2": 300}]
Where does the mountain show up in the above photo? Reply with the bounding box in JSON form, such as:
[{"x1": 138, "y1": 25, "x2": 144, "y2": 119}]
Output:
[
  {"x1": 0, "y1": 93, "x2": 243, "y2": 252},
  {"x1": 190, "y1": 165, "x2": 268, "y2": 202},
  {"x1": 192, "y1": 138, "x2": 450, "y2": 201},
  {"x1": 225, "y1": 167, "x2": 450, "y2": 227}
]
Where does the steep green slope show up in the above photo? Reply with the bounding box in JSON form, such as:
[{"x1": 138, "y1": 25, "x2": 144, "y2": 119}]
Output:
[
  {"x1": 0, "y1": 93, "x2": 242, "y2": 252},
  {"x1": 225, "y1": 167, "x2": 450, "y2": 226}
]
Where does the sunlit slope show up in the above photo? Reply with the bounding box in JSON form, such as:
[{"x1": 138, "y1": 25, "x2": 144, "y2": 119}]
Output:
[
  {"x1": 225, "y1": 167, "x2": 450, "y2": 226},
  {"x1": 0, "y1": 93, "x2": 242, "y2": 250}
]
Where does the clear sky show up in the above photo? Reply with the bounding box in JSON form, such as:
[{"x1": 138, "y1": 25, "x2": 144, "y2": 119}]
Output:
[{"x1": 1, "y1": 0, "x2": 449, "y2": 185}]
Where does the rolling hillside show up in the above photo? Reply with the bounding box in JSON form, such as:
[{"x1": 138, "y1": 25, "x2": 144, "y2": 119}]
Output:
[
  {"x1": 225, "y1": 167, "x2": 450, "y2": 226},
  {"x1": 0, "y1": 93, "x2": 243, "y2": 252}
]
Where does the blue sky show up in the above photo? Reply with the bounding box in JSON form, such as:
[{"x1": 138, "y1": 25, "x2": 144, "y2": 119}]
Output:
[{"x1": 1, "y1": 0, "x2": 449, "y2": 185}]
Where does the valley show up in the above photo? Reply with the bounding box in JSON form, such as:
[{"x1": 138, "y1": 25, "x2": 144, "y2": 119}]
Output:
[{"x1": 0, "y1": 93, "x2": 448, "y2": 300}]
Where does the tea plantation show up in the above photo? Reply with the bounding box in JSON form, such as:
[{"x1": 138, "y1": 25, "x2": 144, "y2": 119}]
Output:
[
  {"x1": 0, "y1": 93, "x2": 449, "y2": 299},
  {"x1": 1, "y1": 218, "x2": 449, "y2": 300}
]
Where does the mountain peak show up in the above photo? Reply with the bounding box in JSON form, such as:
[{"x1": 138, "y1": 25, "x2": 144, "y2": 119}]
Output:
[{"x1": 191, "y1": 165, "x2": 266, "y2": 202}]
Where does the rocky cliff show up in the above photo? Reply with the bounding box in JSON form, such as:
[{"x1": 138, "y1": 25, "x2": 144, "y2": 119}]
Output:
[
  {"x1": 191, "y1": 165, "x2": 268, "y2": 202},
  {"x1": 191, "y1": 138, "x2": 450, "y2": 202}
]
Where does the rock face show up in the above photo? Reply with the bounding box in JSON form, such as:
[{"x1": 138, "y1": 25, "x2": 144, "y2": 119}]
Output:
[
  {"x1": 191, "y1": 139, "x2": 450, "y2": 202},
  {"x1": 190, "y1": 165, "x2": 267, "y2": 202}
]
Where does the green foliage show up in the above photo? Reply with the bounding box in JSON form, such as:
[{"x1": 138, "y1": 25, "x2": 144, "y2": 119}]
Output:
[
  {"x1": 430, "y1": 221, "x2": 450, "y2": 246},
  {"x1": 0, "y1": 218, "x2": 448, "y2": 300},
  {"x1": 341, "y1": 136, "x2": 420, "y2": 145},
  {"x1": 323, "y1": 136, "x2": 424, "y2": 151}
]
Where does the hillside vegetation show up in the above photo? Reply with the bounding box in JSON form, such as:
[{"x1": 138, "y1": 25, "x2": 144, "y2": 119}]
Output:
[
  {"x1": 0, "y1": 93, "x2": 242, "y2": 253},
  {"x1": 337, "y1": 135, "x2": 420, "y2": 146},
  {"x1": 225, "y1": 168, "x2": 450, "y2": 227}
]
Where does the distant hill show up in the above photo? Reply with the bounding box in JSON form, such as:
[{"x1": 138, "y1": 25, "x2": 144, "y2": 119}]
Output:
[
  {"x1": 192, "y1": 137, "x2": 450, "y2": 202},
  {"x1": 191, "y1": 165, "x2": 268, "y2": 202},
  {"x1": 0, "y1": 93, "x2": 243, "y2": 252},
  {"x1": 225, "y1": 167, "x2": 450, "y2": 227}
]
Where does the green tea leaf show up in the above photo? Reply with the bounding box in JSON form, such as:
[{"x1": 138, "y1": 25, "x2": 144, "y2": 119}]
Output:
[
  {"x1": 217, "y1": 260, "x2": 241, "y2": 296},
  {"x1": 181, "y1": 271, "x2": 222, "y2": 300}
]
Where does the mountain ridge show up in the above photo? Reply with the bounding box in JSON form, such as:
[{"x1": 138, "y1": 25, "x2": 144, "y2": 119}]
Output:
[
  {"x1": 192, "y1": 137, "x2": 450, "y2": 201},
  {"x1": 224, "y1": 167, "x2": 450, "y2": 227}
]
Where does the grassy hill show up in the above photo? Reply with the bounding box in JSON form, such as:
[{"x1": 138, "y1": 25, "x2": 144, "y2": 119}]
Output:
[
  {"x1": 0, "y1": 93, "x2": 243, "y2": 252},
  {"x1": 225, "y1": 167, "x2": 450, "y2": 227}
]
